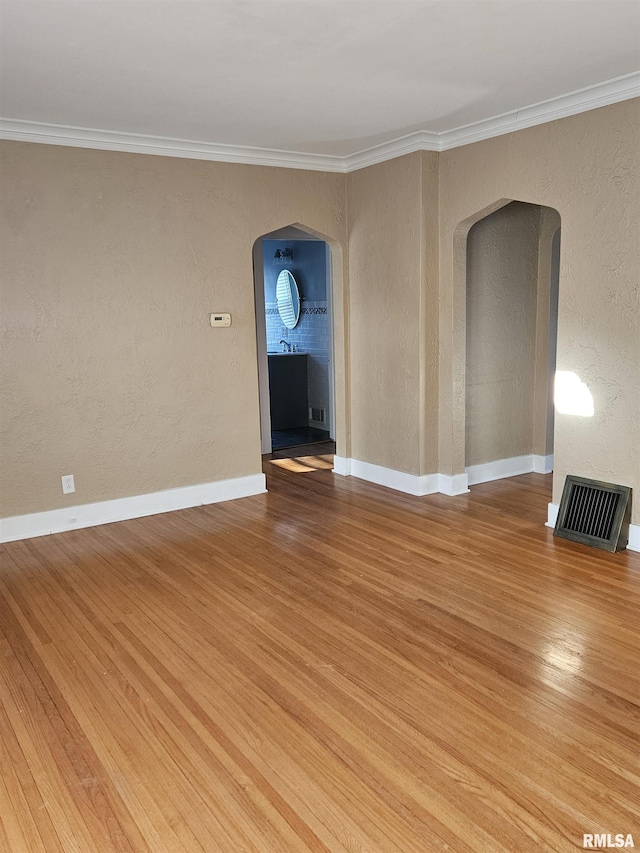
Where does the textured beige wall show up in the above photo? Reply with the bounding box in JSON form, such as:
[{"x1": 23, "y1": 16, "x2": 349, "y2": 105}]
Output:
[
  {"x1": 346, "y1": 152, "x2": 425, "y2": 474},
  {"x1": 439, "y1": 99, "x2": 640, "y2": 521},
  {"x1": 420, "y1": 151, "x2": 440, "y2": 475},
  {"x1": 465, "y1": 202, "x2": 540, "y2": 467},
  {"x1": 2, "y1": 99, "x2": 638, "y2": 525},
  {"x1": 0, "y1": 142, "x2": 347, "y2": 517},
  {"x1": 532, "y1": 209, "x2": 561, "y2": 458}
]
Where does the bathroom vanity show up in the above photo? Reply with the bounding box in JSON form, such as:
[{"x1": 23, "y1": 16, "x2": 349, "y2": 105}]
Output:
[{"x1": 268, "y1": 353, "x2": 308, "y2": 430}]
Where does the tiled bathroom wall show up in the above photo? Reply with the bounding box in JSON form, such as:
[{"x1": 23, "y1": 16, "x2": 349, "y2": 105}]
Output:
[{"x1": 263, "y1": 240, "x2": 331, "y2": 430}]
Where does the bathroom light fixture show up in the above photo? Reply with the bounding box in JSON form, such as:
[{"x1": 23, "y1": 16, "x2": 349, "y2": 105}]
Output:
[{"x1": 273, "y1": 248, "x2": 294, "y2": 264}]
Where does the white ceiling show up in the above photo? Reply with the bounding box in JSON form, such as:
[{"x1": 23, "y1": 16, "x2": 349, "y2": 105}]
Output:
[{"x1": 1, "y1": 0, "x2": 639, "y2": 169}]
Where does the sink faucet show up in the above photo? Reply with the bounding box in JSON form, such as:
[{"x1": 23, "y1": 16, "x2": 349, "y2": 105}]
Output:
[{"x1": 279, "y1": 339, "x2": 292, "y2": 352}]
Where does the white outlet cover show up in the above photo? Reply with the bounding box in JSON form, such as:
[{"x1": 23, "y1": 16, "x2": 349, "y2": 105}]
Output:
[{"x1": 61, "y1": 474, "x2": 75, "y2": 494}]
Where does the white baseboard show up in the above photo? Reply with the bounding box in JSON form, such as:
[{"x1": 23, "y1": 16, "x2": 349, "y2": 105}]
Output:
[
  {"x1": 332, "y1": 457, "x2": 468, "y2": 497},
  {"x1": 332, "y1": 455, "x2": 351, "y2": 476},
  {"x1": 340, "y1": 453, "x2": 553, "y2": 492},
  {"x1": 546, "y1": 502, "x2": 559, "y2": 528},
  {"x1": 437, "y1": 473, "x2": 470, "y2": 496},
  {"x1": 466, "y1": 454, "x2": 543, "y2": 485},
  {"x1": 0, "y1": 474, "x2": 267, "y2": 543},
  {"x1": 337, "y1": 457, "x2": 440, "y2": 496},
  {"x1": 547, "y1": 502, "x2": 640, "y2": 553},
  {"x1": 533, "y1": 454, "x2": 554, "y2": 474}
]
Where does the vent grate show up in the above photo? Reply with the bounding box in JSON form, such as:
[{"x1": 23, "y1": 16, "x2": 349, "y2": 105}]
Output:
[
  {"x1": 554, "y1": 476, "x2": 631, "y2": 552},
  {"x1": 309, "y1": 406, "x2": 326, "y2": 424}
]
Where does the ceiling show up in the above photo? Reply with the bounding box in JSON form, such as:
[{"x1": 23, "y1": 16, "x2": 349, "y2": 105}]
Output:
[{"x1": 1, "y1": 0, "x2": 639, "y2": 170}]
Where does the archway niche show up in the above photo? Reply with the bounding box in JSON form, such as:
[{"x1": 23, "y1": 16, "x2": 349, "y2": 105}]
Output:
[{"x1": 452, "y1": 200, "x2": 561, "y2": 486}]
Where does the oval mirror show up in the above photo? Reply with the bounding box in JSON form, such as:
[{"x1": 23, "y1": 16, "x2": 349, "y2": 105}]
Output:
[{"x1": 275, "y1": 269, "x2": 301, "y2": 329}]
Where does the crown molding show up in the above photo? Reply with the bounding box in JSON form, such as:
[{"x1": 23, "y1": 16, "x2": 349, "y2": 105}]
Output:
[
  {"x1": 0, "y1": 119, "x2": 346, "y2": 173},
  {"x1": 438, "y1": 71, "x2": 640, "y2": 151},
  {"x1": 1, "y1": 72, "x2": 638, "y2": 173},
  {"x1": 342, "y1": 129, "x2": 441, "y2": 171}
]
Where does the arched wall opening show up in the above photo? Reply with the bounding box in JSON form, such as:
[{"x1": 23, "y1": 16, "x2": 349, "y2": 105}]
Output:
[
  {"x1": 453, "y1": 199, "x2": 561, "y2": 486},
  {"x1": 252, "y1": 223, "x2": 348, "y2": 460}
]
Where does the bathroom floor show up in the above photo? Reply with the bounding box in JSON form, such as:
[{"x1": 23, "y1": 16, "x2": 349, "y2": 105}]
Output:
[{"x1": 271, "y1": 426, "x2": 331, "y2": 450}]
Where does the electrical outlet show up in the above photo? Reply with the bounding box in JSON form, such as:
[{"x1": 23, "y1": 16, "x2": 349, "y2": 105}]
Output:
[{"x1": 61, "y1": 474, "x2": 75, "y2": 494}]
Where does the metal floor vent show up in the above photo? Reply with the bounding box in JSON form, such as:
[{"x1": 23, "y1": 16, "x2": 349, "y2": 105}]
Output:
[
  {"x1": 309, "y1": 406, "x2": 326, "y2": 424},
  {"x1": 554, "y1": 476, "x2": 631, "y2": 552}
]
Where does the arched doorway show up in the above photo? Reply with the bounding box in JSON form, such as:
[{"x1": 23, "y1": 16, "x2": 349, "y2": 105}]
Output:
[{"x1": 253, "y1": 224, "x2": 344, "y2": 457}]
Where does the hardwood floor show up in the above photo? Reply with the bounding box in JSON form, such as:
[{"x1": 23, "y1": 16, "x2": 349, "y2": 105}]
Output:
[{"x1": 1, "y1": 458, "x2": 638, "y2": 852}]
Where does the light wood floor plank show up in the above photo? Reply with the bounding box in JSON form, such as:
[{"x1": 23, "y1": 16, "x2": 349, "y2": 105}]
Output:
[{"x1": 1, "y1": 462, "x2": 638, "y2": 851}]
